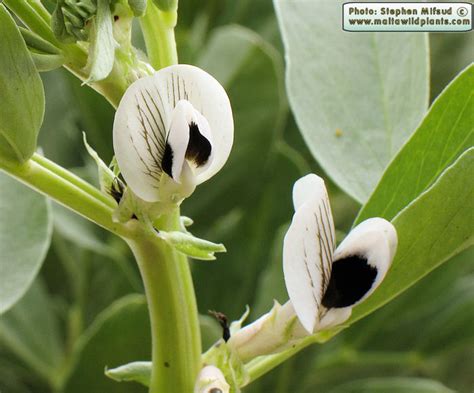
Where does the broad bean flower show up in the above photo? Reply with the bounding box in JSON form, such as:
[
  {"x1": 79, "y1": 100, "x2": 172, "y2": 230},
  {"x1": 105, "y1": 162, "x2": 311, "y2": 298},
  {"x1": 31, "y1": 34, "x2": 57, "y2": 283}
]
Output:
[
  {"x1": 113, "y1": 64, "x2": 233, "y2": 203},
  {"x1": 284, "y1": 174, "x2": 397, "y2": 333},
  {"x1": 227, "y1": 174, "x2": 397, "y2": 359}
]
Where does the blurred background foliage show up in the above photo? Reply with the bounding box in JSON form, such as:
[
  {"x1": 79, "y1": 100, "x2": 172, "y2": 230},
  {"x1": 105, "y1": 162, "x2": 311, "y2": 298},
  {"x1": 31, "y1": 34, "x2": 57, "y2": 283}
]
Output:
[{"x1": 0, "y1": 1, "x2": 473, "y2": 392}]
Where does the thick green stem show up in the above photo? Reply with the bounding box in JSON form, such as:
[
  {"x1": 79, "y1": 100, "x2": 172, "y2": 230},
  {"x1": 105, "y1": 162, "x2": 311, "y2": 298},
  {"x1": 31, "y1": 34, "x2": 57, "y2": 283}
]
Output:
[
  {"x1": 0, "y1": 155, "x2": 131, "y2": 237},
  {"x1": 31, "y1": 154, "x2": 116, "y2": 209},
  {"x1": 126, "y1": 210, "x2": 201, "y2": 393},
  {"x1": 140, "y1": 3, "x2": 178, "y2": 69}
]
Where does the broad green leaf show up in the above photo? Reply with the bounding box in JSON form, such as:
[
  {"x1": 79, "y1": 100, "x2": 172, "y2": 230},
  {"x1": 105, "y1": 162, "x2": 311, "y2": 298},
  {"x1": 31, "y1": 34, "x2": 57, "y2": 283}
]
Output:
[
  {"x1": 62, "y1": 295, "x2": 150, "y2": 393},
  {"x1": 357, "y1": 64, "x2": 474, "y2": 224},
  {"x1": 0, "y1": 4, "x2": 45, "y2": 164},
  {"x1": 0, "y1": 279, "x2": 63, "y2": 386},
  {"x1": 274, "y1": 0, "x2": 429, "y2": 203},
  {"x1": 351, "y1": 148, "x2": 474, "y2": 323},
  {"x1": 0, "y1": 172, "x2": 52, "y2": 313},
  {"x1": 328, "y1": 377, "x2": 454, "y2": 393}
]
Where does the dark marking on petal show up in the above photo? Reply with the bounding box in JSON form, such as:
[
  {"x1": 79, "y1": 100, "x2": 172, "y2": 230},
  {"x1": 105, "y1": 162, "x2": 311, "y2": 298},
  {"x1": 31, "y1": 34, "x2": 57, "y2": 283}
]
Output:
[
  {"x1": 210, "y1": 389, "x2": 223, "y2": 393},
  {"x1": 161, "y1": 143, "x2": 173, "y2": 178},
  {"x1": 322, "y1": 256, "x2": 377, "y2": 308},
  {"x1": 186, "y1": 122, "x2": 211, "y2": 167}
]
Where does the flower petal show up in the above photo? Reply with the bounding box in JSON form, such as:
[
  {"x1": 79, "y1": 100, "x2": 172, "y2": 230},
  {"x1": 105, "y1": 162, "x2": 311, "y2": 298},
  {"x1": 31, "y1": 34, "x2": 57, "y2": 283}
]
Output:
[
  {"x1": 162, "y1": 100, "x2": 214, "y2": 183},
  {"x1": 158, "y1": 64, "x2": 233, "y2": 184},
  {"x1": 321, "y1": 218, "x2": 397, "y2": 309},
  {"x1": 113, "y1": 73, "x2": 171, "y2": 202},
  {"x1": 283, "y1": 175, "x2": 335, "y2": 333},
  {"x1": 292, "y1": 173, "x2": 327, "y2": 211},
  {"x1": 113, "y1": 64, "x2": 233, "y2": 202}
]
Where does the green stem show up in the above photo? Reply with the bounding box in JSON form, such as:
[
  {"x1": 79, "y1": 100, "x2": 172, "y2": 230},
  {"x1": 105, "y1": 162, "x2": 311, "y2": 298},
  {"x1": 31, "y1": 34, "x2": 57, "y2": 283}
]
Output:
[
  {"x1": 31, "y1": 154, "x2": 116, "y2": 209},
  {"x1": 0, "y1": 156, "x2": 131, "y2": 238},
  {"x1": 126, "y1": 210, "x2": 201, "y2": 393},
  {"x1": 140, "y1": 3, "x2": 178, "y2": 69}
]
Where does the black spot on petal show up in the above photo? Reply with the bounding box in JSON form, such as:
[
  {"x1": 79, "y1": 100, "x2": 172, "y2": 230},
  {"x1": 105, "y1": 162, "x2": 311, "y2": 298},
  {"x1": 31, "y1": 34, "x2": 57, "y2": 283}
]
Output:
[
  {"x1": 185, "y1": 122, "x2": 211, "y2": 167},
  {"x1": 322, "y1": 256, "x2": 377, "y2": 308},
  {"x1": 161, "y1": 143, "x2": 173, "y2": 178}
]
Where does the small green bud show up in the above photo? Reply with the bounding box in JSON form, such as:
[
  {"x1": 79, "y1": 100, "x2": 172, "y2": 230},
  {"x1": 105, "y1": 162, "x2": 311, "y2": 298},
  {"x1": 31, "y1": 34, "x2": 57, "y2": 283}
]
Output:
[{"x1": 51, "y1": 0, "x2": 97, "y2": 42}]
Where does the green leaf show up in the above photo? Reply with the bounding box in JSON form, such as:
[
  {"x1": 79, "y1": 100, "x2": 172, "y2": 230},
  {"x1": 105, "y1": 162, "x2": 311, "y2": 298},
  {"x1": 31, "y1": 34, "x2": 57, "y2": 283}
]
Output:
[
  {"x1": 0, "y1": 4, "x2": 45, "y2": 164},
  {"x1": 328, "y1": 378, "x2": 454, "y2": 393},
  {"x1": 0, "y1": 279, "x2": 63, "y2": 387},
  {"x1": 159, "y1": 231, "x2": 226, "y2": 261},
  {"x1": 274, "y1": 0, "x2": 429, "y2": 203},
  {"x1": 86, "y1": 0, "x2": 117, "y2": 83},
  {"x1": 62, "y1": 295, "x2": 150, "y2": 393},
  {"x1": 356, "y1": 64, "x2": 474, "y2": 224},
  {"x1": 351, "y1": 148, "x2": 474, "y2": 323},
  {"x1": 0, "y1": 172, "x2": 52, "y2": 313}
]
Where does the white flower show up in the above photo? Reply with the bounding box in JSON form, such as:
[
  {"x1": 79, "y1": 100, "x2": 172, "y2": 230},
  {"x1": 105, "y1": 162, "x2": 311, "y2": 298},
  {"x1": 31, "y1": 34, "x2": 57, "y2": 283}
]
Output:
[
  {"x1": 194, "y1": 365, "x2": 230, "y2": 393},
  {"x1": 283, "y1": 174, "x2": 398, "y2": 333},
  {"x1": 113, "y1": 64, "x2": 233, "y2": 203}
]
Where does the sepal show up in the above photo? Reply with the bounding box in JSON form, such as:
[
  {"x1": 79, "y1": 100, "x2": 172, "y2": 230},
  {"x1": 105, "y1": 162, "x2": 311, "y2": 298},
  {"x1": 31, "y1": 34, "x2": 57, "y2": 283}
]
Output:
[
  {"x1": 105, "y1": 361, "x2": 151, "y2": 387},
  {"x1": 158, "y1": 231, "x2": 226, "y2": 260},
  {"x1": 83, "y1": 133, "x2": 117, "y2": 195}
]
